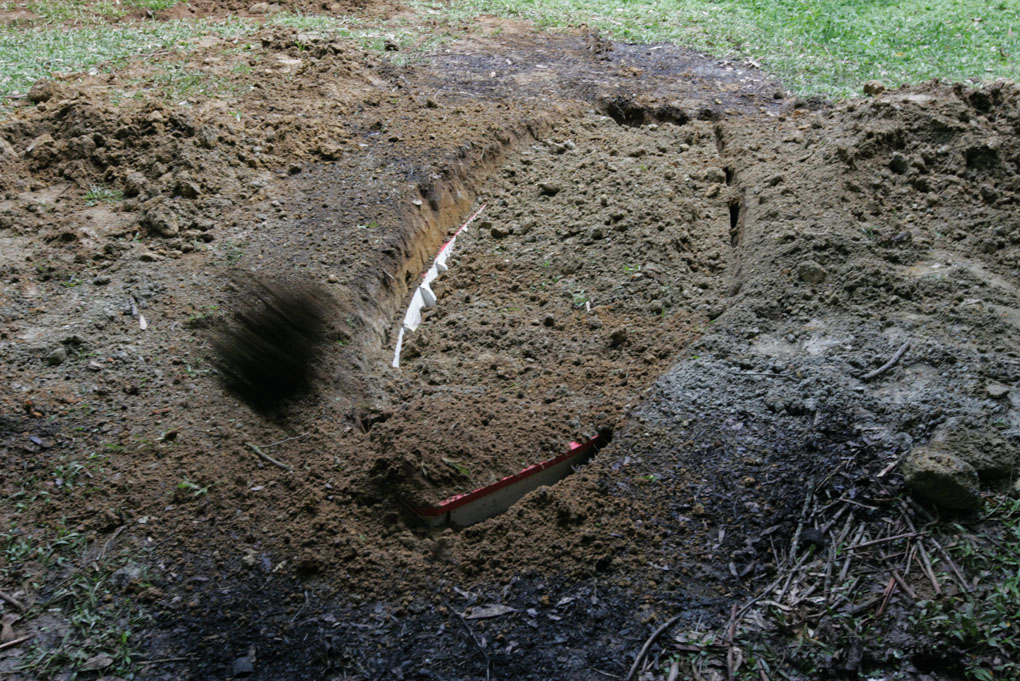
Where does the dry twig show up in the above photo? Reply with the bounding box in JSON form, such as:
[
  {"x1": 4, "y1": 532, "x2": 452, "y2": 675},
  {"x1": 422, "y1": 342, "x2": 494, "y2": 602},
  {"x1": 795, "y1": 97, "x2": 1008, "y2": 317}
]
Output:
[
  {"x1": 245, "y1": 442, "x2": 293, "y2": 472},
  {"x1": 0, "y1": 635, "x2": 31, "y2": 652},
  {"x1": 862, "y1": 341, "x2": 910, "y2": 381},
  {"x1": 0, "y1": 591, "x2": 25, "y2": 612},
  {"x1": 624, "y1": 614, "x2": 683, "y2": 681}
]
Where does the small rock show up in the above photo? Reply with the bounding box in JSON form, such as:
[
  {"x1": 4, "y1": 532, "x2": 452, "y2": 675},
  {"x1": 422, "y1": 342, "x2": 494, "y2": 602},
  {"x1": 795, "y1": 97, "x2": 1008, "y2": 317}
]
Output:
[
  {"x1": 889, "y1": 152, "x2": 909, "y2": 174},
  {"x1": 174, "y1": 179, "x2": 202, "y2": 199},
  {"x1": 248, "y1": 2, "x2": 270, "y2": 13},
  {"x1": 489, "y1": 225, "x2": 508, "y2": 239},
  {"x1": 87, "y1": 360, "x2": 103, "y2": 372},
  {"x1": 317, "y1": 142, "x2": 342, "y2": 160},
  {"x1": 588, "y1": 226, "x2": 603, "y2": 240},
  {"x1": 608, "y1": 328, "x2": 628, "y2": 348},
  {"x1": 863, "y1": 80, "x2": 886, "y2": 96},
  {"x1": 232, "y1": 656, "x2": 254, "y2": 677},
  {"x1": 327, "y1": 273, "x2": 339, "y2": 283},
  {"x1": 0, "y1": 136, "x2": 15, "y2": 160},
  {"x1": 903, "y1": 446, "x2": 982, "y2": 512},
  {"x1": 45, "y1": 346, "x2": 67, "y2": 366},
  {"x1": 110, "y1": 563, "x2": 144, "y2": 589},
  {"x1": 704, "y1": 167, "x2": 727, "y2": 183},
  {"x1": 1, "y1": 614, "x2": 16, "y2": 643},
  {"x1": 145, "y1": 203, "x2": 180, "y2": 237},
  {"x1": 537, "y1": 180, "x2": 561, "y2": 196},
  {"x1": 25, "y1": 133, "x2": 55, "y2": 157},
  {"x1": 123, "y1": 171, "x2": 148, "y2": 198},
  {"x1": 648, "y1": 299, "x2": 663, "y2": 315},
  {"x1": 799, "y1": 527, "x2": 826, "y2": 550},
  {"x1": 987, "y1": 383, "x2": 1010, "y2": 399},
  {"x1": 27, "y1": 80, "x2": 60, "y2": 103},
  {"x1": 797, "y1": 260, "x2": 827, "y2": 284}
]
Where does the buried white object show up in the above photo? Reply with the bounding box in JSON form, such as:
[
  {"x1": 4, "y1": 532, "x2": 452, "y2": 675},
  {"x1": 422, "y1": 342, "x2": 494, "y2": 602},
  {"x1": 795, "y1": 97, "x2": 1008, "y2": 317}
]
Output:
[{"x1": 392, "y1": 204, "x2": 486, "y2": 368}]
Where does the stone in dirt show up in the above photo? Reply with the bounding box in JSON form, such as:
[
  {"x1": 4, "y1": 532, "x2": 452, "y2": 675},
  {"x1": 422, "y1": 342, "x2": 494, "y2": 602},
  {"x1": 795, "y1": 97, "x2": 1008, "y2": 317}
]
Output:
[
  {"x1": 796, "y1": 260, "x2": 826, "y2": 284},
  {"x1": 44, "y1": 346, "x2": 67, "y2": 366},
  {"x1": 987, "y1": 382, "x2": 1010, "y2": 399},
  {"x1": 26, "y1": 80, "x2": 60, "y2": 103},
  {"x1": 903, "y1": 445, "x2": 982, "y2": 512},
  {"x1": 145, "y1": 202, "x2": 180, "y2": 237},
  {"x1": 863, "y1": 80, "x2": 886, "y2": 96}
]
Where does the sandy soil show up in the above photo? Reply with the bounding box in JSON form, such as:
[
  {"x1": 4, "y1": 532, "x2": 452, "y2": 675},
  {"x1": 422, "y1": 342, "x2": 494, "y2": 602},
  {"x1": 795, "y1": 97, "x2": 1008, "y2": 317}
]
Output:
[{"x1": 1, "y1": 3, "x2": 1018, "y2": 680}]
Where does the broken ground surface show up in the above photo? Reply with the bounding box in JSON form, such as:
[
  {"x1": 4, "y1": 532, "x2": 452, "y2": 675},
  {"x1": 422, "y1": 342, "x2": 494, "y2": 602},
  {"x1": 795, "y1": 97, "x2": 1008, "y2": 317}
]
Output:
[{"x1": 1, "y1": 3, "x2": 1019, "y2": 680}]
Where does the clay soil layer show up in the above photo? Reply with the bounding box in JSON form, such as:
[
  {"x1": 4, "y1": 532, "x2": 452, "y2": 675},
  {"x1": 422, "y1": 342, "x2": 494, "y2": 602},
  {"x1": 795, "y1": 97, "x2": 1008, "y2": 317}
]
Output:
[{"x1": 1, "y1": 4, "x2": 1019, "y2": 681}]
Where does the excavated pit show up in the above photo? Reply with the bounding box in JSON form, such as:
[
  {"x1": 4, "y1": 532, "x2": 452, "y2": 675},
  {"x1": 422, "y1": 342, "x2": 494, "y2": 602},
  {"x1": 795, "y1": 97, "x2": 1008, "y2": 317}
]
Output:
[{"x1": 375, "y1": 110, "x2": 737, "y2": 512}]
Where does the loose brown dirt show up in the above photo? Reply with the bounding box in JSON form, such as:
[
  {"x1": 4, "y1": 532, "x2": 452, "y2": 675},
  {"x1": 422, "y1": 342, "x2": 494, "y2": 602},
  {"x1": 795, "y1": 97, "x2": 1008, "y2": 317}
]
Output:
[{"x1": 2, "y1": 3, "x2": 1019, "y2": 680}]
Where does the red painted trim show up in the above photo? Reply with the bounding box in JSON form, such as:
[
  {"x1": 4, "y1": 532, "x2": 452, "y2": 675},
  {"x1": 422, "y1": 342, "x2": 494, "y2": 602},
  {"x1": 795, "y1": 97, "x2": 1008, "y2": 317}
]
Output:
[{"x1": 411, "y1": 433, "x2": 605, "y2": 517}]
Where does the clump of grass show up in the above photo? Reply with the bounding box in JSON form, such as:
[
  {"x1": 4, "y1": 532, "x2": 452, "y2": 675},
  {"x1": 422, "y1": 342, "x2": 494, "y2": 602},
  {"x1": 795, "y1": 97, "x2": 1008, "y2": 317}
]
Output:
[
  {"x1": 146, "y1": 62, "x2": 236, "y2": 102},
  {"x1": 84, "y1": 183, "x2": 122, "y2": 206}
]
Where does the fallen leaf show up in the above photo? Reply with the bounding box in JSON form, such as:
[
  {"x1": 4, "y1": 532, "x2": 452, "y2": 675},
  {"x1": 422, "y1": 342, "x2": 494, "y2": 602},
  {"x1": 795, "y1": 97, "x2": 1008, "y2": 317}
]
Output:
[
  {"x1": 82, "y1": 654, "x2": 114, "y2": 671},
  {"x1": 462, "y1": 604, "x2": 516, "y2": 620}
]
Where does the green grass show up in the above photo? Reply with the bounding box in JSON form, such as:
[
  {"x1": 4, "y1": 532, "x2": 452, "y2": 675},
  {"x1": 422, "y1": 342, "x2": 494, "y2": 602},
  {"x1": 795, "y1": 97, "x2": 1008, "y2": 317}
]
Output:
[
  {"x1": 0, "y1": 17, "x2": 254, "y2": 100},
  {"x1": 19, "y1": 0, "x2": 181, "y2": 24},
  {"x1": 419, "y1": 0, "x2": 1020, "y2": 97},
  {"x1": 914, "y1": 496, "x2": 1020, "y2": 681},
  {"x1": 84, "y1": 183, "x2": 123, "y2": 206}
]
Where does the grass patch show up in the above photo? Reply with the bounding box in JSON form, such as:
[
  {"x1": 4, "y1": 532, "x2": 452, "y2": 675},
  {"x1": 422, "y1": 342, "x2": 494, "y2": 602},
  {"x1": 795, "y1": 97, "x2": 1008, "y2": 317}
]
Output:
[
  {"x1": 84, "y1": 183, "x2": 123, "y2": 206},
  {"x1": 144, "y1": 62, "x2": 239, "y2": 102},
  {"x1": 914, "y1": 496, "x2": 1020, "y2": 681},
  {"x1": 417, "y1": 0, "x2": 1020, "y2": 97},
  {"x1": 12, "y1": 0, "x2": 180, "y2": 25},
  {"x1": 0, "y1": 16, "x2": 254, "y2": 100}
]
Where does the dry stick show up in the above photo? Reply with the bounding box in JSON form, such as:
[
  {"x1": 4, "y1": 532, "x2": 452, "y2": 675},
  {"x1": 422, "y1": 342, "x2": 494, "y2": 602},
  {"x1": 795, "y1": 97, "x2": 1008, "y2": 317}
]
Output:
[
  {"x1": 726, "y1": 604, "x2": 738, "y2": 681},
  {"x1": 261, "y1": 433, "x2": 307, "y2": 449},
  {"x1": 138, "y1": 657, "x2": 193, "y2": 666},
  {"x1": 891, "y1": 570, "x2": 917, "y2": 601},
  {"x1": 903, "y1": 543, "x2": 917, "y2": 578},
  {"x1": 875, "y1": 575, "x2": 898, "y2": 617},
  {"x1": 928, "y1": 536, "x2": 970, "y2": 594},
  {"x1": 0, "y1": 635, "x2": 32, "y2": 652},
  {"x1": 849, "y1": 595, "x2": 883, "y2": 615},
  {"x1": 916, "y1": 541, "x2": 942, "y2": 596},
  {"x1": 245, "y1": 442, "x2": 292, "y2": 472},
  {"x1": 862, "y1": 341, "x2": 910, "y2": 381},
  {"x1": 823, "y1": 537, "x2": 836, "y2": 607},
  {"x1": 0, "y1": 591, "x2": 25, "y2": 612},
  {"x1": 623, "y1": 614, "x2": 683, "y2": 681},
  {"x1": 451, "y1": 604, "x2": 492, "y2": 681},
  {"x1": 97, "y1": 525, "x2": 127, "y2": 562},
  {"x1": 848, "y1": 532, "x2": 918, "y2": 551},
  {"x1": 830, "y1": 575, "x2": 861, "y2": 610},
  {"x1": 877, "y1": 451, "x2": 911, "y2": 479},
  {"x1": 898, "y1": 501, "x2": 943, "y2": 597}
]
